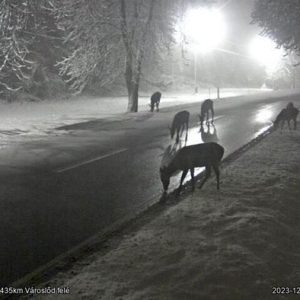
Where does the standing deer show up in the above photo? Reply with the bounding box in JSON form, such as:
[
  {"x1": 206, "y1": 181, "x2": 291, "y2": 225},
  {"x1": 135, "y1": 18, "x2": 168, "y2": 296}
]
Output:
[
  {"x1": 199, "y1": 99, "x2": 214, "y2": 125},
  {"x1": 160, "y1": 142, "x2": 224, "y2": 194},
  {"x1": 274, "y1": 102, "x2": 299, "y2": 130},
  {"x1": 170, "y1": 110, "x2": 190, "y2": 144},
  {"x1": 150, "y1": 91, "x2": 161, "y2": 112}
]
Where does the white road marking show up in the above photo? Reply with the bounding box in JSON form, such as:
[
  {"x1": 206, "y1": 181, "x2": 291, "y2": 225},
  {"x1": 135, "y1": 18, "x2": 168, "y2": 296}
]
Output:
[
  {"x1": 56, "y1": 148, "x2": 128, "y2": 173},
  {"x1": 204, "y1": 115, "x2": 224, "y2": 122},
  {"x1": 196, "y1": 115, "x2": 224, "y2": 124},
  {"x1": 213, "y1": 115, "x2": 224, "y2": 121}
]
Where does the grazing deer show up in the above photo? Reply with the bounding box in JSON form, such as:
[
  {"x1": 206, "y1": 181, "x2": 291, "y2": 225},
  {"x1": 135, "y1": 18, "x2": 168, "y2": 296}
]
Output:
[
  {"x1": 150, "y1": 91, "x2": 161, "y2": 112},
  {"x1": 199, "y1": 99, "x2": 214, "y2": 125},
  {"x1": 274, "y1": 102, "x2": 299, "y2": 130},
  {"x1": 160, "y1": 142, "x2": 225, "y2": 194},
  {"x1": 170, "y1": 110, "x2": 190, "y2": 144}
]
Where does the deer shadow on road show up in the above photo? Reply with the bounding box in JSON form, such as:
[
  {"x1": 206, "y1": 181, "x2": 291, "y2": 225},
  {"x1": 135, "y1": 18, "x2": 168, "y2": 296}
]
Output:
[{"x1": 199, "y1": 123, "x2": 219, "y2": 143}]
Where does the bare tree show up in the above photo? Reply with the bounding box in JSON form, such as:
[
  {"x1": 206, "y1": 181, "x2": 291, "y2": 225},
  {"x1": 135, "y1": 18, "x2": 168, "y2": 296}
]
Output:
[{"x1": 55, "y1": 0, "x2": 203, "y2": 112}]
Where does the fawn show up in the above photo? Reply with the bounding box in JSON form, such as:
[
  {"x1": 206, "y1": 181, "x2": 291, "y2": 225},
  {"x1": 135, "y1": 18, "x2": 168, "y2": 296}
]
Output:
[
  {"x1": 199, "y1": 99, "x2": 214, "y2": 125},
  {"x1": 160, "y1": 142, "x2": 224, "y2": 194},
  {"x1": 170, "y1": 110, "x2": 190, "y2": 144},
  {"x1": 274, "y1": 102, "x2": 299, "y2": 130},
  {"x1": 150, "y1": 91, "x2": 161, "y2": 112}
]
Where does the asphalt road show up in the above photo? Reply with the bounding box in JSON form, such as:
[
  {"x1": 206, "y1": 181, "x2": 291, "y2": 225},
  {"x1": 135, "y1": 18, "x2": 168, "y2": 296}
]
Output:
[{"x1": 0, "y1": 92, "x2": 299, "y2": 285}]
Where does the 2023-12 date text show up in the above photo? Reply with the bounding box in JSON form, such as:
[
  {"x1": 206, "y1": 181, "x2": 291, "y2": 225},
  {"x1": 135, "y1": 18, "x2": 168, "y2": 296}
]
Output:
[{"x1": 272, "y1": 287, "x2": 300, "y2": 295}]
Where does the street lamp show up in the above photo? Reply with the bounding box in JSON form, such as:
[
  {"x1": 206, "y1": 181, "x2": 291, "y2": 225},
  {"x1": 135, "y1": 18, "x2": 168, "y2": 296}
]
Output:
[
  {"x1": 248, "y1": 35, "x2": 283, "y2": 74},
  {"x1": 182, "y1": 7, "x2": 226, "y2": 54},
  {"x1": 177, "y1": 7, "x2": 226, "y2": 94}
]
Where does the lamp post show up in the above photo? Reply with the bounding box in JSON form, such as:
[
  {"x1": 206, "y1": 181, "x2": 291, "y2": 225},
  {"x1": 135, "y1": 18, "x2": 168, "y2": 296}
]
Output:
[
  {"x1": 194, "y1": 51, "x2": 198, "y2": 93},
  {"x1": 293, "y1": 67, "x2": 296, "y2": 89},
  {"x1": 180, "y1": 7, "x2": 226, "y2": 96}
]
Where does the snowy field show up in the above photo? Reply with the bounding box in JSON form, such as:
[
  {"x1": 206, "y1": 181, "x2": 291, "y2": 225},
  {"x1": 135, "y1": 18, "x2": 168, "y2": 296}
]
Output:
[{"x1": 20, "y1": 128, "x2": 300, "y2": 300}]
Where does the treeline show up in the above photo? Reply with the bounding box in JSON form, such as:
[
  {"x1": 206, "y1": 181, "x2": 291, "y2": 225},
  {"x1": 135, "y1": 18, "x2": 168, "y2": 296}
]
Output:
[
  {"x1": 1, "y1": 0, "x2": 300, "y2": 109},
  {"x1": 2, "y1": 0, "x2": 262, "y2": 109},
  {"x1": 1, "y1": 0, "x2": 195, "y2": 109}
]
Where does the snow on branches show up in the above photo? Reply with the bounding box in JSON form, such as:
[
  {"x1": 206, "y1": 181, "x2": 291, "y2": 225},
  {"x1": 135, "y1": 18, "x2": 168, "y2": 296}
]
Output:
[
  {"x1": 252, "y1": 0, "x2": 300, "y2": 55},
  {"x1": 53, "y1": 0, "x2": 181, "y2": 110},
  {"x1": 0, "y1": 0, "x2": 59, "y2": 96}
]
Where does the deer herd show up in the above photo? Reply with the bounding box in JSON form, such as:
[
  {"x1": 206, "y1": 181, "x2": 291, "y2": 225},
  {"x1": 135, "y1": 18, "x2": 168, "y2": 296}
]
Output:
[{"x1": 149, "y1": 91, "x2": 299, "y2": 196}]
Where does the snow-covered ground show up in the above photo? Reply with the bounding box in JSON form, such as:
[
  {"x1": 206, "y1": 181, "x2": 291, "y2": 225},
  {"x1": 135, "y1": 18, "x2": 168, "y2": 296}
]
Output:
[
  {"x1": 0, "y1": 88, "x2": 268, "y2": 145},
  {"x1": 18, "y1": 127, "x2": 300, "y2": 300}
]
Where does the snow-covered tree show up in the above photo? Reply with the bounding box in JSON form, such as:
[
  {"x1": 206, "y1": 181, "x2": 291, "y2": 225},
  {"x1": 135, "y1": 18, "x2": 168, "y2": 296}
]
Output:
[
  {"x1": 252, "y1": 0, "x2": 300, "y2": 55},
  {"x1": 55, "y1": 0, "x2": 211, "y2": 112},
  {"x1": 0, "y1": 0, "x2": 62, "y2": 99}
]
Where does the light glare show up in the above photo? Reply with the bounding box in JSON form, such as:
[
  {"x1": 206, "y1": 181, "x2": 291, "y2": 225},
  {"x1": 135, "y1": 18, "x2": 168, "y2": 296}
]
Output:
[
  {"x1": 179, "y1": 8, "x2": 226, "y2": 53},
  {"x1": 249, "y1": 36, "x2": 283, "y2": 73},
  {"x1": 255, "y1": 106, "x2": 272, "y2": 123}
]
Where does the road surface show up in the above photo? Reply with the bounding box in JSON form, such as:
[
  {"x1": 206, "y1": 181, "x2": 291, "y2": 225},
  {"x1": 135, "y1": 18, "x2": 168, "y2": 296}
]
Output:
[{"x1": 0, "y1": 92, "x2": 299, "y2": 285}]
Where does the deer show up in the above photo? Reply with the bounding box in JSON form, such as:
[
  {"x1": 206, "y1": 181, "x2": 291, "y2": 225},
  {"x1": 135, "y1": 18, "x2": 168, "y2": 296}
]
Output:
[
  {"x1": 170, "y1": 110, "x2": 190, "y2": 144},
  {"x1": 160, "y1": 142, "x2": 225, "y2": 195},
  {"x1": 274, "y1": 102, "x2": 299, "y2": 130},
  {"x1": 150, "y1": 91, "x2": 161, "y2": 112},
  {"x1": 199, "y1": 99, "x2": 214, "y2": 126}
]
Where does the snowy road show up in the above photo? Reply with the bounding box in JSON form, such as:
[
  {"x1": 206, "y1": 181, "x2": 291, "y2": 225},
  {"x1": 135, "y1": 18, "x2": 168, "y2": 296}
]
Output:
[{"x1": 0, "y1": 91, "x2": 299, "y2": 285}]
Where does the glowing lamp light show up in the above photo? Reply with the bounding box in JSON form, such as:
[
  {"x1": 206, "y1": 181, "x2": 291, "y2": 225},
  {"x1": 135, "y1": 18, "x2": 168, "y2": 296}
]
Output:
[
  {"x1": 249, "y1": 36, "x2": 283, "y2": 73},
  {"x1": 179, "y1": 7, "x2": 226, "y2": 54}
]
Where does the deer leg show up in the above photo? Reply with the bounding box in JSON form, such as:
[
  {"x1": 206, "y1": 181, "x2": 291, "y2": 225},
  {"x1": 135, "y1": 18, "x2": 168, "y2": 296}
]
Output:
[
  {"x1": 198, "y1": 166, "x2": 211, "y2": 189},
  {"x1": 179, "y1": 126, "x2": 183, "y2": 137},
  {"x1": 211, "y1": 108, "x2": 214, "y2": 124},
  {"x1": 177, "y1": 169, "x2": 188, "y2": 194},
  {"x1": 185, "y1": 122, "x2": 188, "y2": 144},
  {"x1": 288, "y1": 120, "x2": 291, "y2": 130},
  {"x1": 280, "y1": 120, "x2": 284, "y2": 132},
  {"x1": 190, "y1": 168, "x2": 195, "y2": 191},
  {"x1": 212, "y1": 164, "x2": 220, "y2": 190},
  {"x1": 176, "y1": 130, "x2": 180, "y2": 144},
  {"x1": 199, "y1": 114, "x2": 204, "y2": 126}
]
